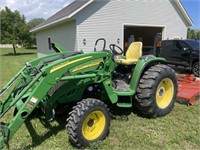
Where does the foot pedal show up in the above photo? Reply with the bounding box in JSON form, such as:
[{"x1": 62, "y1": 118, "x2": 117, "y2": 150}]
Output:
[{"x1": 117, "y1": 103, "x2": 132, "y2": 108}]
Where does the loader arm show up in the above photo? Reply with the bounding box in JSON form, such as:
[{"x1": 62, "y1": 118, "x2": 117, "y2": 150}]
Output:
[{"x1": 0, "y1": 50, "x2": 115, "y2": 149}]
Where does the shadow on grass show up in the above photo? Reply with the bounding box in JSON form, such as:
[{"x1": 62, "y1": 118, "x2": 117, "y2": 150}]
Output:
[
  {"x1": 14, "y1": 109, "x2": 69, "y2": 150},
  {"x1": 14, "y1": 105, "x2": 79, "y2": 150},
  {"x1": 26, "y1": 47, "x2": 37, "y2": 49},
  {"x1": 1, "y1": 52, "x2": 36, "y2": 56},
  {"x1": 109, "y1": 103, "x2": 144, "y2": 121},
  {"x1": 14, "y1": 101, "x2": 143, "y2": 149}
]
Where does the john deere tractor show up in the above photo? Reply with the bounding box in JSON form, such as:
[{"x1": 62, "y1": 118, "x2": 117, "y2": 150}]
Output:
[{"x1": 0, "y1": 39, "x2": 177, "y2": 148}]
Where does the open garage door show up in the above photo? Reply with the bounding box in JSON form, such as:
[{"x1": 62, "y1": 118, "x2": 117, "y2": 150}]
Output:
[{"x1": 124, "y1": 25, "x2": 164, "y2": 55}]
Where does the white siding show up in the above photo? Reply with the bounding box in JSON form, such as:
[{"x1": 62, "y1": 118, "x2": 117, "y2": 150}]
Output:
[
  {"x1": 74, "y1": 0, "x2": 187, "y2": 52},
  {"x1": 36, "y1": 20, "x2": 76, "y2": 57}
]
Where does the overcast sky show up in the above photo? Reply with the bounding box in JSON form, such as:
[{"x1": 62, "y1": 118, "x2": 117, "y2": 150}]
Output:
[{"x1": 0, "y1": 0, "x2": 199, "y2": 29}]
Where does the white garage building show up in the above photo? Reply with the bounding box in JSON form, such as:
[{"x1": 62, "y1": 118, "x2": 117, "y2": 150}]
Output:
[{"x1": 31, "y1": 0, "x2": 193, "y2": 57}]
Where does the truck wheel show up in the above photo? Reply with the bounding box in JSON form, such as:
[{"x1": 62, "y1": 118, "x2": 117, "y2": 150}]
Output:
[
  {"x1": 66, "y1": 98, "x2": 110, "y2": 148},
  {"x1": 134, "y1": 64, "x2": 177, "y2": 118},
  {"x1": 192, "y1": 61, "x2": 199, "y2": 77}
]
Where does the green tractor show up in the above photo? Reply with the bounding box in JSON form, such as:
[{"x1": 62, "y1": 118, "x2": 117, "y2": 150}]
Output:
[{"x1": 0, "y1": 39, "x2": 177, "y2": 148}]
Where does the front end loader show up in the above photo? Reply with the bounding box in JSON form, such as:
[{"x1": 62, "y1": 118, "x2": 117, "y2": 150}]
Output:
[{"x1": 0, "y1": 39, "x2": 177, "y2": 148}]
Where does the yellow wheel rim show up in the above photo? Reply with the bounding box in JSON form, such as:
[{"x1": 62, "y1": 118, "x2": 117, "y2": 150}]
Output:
[
  {"x1": 156, "y1": 78, "x2": 174, "y2": 109},
  {"x1": 82, "y1": 110, "x2": 106, "y2": 141}
]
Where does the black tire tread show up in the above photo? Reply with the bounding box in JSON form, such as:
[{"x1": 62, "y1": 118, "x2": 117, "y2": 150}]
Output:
[
  {"x1": 192, "y1": 61, "x2": 199, "y2": 77},
  {"x1": 66, "y1": 98, "x2": 109, "y2": 148},
  {"x1": 134, "y1": 64, "x2": 178, "y2": 118}
]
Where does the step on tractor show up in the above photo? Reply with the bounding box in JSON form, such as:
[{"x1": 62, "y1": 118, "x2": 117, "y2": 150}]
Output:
[{"x1": 0, "y1": 38, "x2": 178, "y2": 149}]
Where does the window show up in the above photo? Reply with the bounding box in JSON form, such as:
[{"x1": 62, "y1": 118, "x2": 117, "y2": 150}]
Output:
[
  {"x1": 175, "y1": 41, "x2": 182, "y2": 49},
  {"x1": 163, "y1": 41, "x2": 174, "y2": 48}
]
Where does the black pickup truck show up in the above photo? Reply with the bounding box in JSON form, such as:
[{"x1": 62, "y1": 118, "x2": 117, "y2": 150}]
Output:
[{"x1": 158, "y1": 39, "x2": 199, "y2": 77}]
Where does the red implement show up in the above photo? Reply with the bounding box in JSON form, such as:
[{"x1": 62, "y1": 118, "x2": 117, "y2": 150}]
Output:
[{"x1": 177, "y1": 74, "x2": 200, "y2": 105}]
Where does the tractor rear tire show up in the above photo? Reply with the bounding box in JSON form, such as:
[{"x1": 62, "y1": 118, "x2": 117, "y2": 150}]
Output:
[
  {"x1": 66, "y1": 98, "x2": 110, "y2": 148},
  {"x1": 134, "y1": 64, "x2": 178, "y2": 118}
]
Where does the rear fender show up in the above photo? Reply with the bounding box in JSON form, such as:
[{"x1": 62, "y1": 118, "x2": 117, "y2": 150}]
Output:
[{"x1": 129, "y1": 55, "x2": 165, "y2": 93}]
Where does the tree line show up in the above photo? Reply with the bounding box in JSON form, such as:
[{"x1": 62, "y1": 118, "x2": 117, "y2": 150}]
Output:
[
  {"x1": 0, "y1": 7, "x2": 44, "y2": 54},
  {"x1": 187, "y1": 28, "x2": 200, "y2": 40}
]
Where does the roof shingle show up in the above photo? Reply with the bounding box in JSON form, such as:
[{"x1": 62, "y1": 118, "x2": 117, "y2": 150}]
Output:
[{"x1": 31, "y1": 0, "x2": 91, "y2": 32}]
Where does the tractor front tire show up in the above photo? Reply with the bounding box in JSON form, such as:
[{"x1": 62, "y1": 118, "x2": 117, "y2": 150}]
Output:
[
  {"x1": 134, "y1": 64, "x2": 178, "y2": 118},
  {"x1": 66, "y1": 98, "x2": 110, "y2": 148}
]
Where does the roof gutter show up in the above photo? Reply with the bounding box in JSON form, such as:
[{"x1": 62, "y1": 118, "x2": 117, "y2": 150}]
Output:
[
  {"x1": 31, "y1": 0, "x2": 94, "y2": 33},
  {"x1": 174, "y1": 0, "x2": 193, "y2": 26},
  {"x1": 30, "y1": 16, "x2": 70, "y2": 32},
  {"x1": 68, "y1": 0, "x2": 94, "y2": 18}
]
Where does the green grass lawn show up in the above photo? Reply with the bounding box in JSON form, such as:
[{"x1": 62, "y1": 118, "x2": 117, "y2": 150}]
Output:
[
  {"x1": 0, "y1": 48, "x2": 200, "y2": 150},
  {"x1": 0, "y1": 48, "x2": 37, "y2": 87}
]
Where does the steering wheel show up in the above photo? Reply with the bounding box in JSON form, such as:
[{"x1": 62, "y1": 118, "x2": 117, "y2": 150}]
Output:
[{"x1": 109, "y1": 44, "x2": 123, "y2": 55}]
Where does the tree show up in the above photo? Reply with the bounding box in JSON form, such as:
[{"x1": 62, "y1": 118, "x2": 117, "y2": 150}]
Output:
[
  {"x1": 187, "y1": 28, "x2": 192, "y2": 39},
  {"x1": 196, "y1": 31, "x2": 200, "y2": 40},
  {"x1": 0, "y1": 7, "x2": 29, "y2": 54},
  {"x1": 25, "y1": 18, "x2": 45, "y2": 47},
  {"x1": 190, "y1": 30, "x2": 196, "y2": 39},
  {"x1": 187, "y1": 28, "x2": 200, "y2": 40}
]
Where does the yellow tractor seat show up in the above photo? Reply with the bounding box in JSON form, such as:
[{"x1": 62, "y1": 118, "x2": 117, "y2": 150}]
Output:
[{"x1": 116, "y1": 42, "x2": 143, "y2": 65}]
